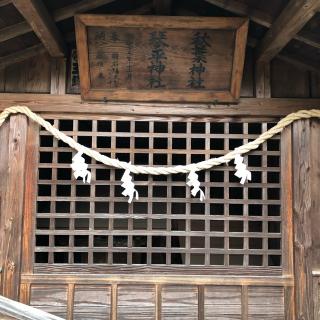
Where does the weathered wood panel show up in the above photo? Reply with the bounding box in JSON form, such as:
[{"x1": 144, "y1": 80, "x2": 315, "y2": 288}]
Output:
[
  {"x1": 271, "y1": 58, "x2": 310, "y2": 98},
  {"x1": 117, "y1": 285, "x2": 155, "y2": 320},
  {"x1": 29, "y1": 285, "x2": 68, "y2": 318},
  {"x1": 240, "y1": 48, "x2": 254, "y2": 98},
  {"x1": 0, "y1": 48, "x2": 317, "y2": 98},
  {"x1": 204, "y1": 285, "x2": 242, "y2": 319},
  {"x1": 313, "y1": 276, "x2": 320, "y2": 320},
  {"x1": 162, "y1": 285, "x2": 198, "y2": 319},
  {"x1": 3, "y1": 53, "x2": 51, "y2": 93},
  {"x1": 248, "y1": 286, "x2": 285, "y2": 319},
  {"x1": 0, "y1": 115, "x2": 28, "y2": 300},
  {"x1": 73, "y1": 285, "x2": 111, "y2": 320},
  {"x1": 310, "y1": 72, "x2": 320, "y2": 98},
  {"x1": 255, "y1": 63, "x2": 271, "y2": 98},
  {"x1": 50, "y1": 58, "x2": 66, "y2": 94}
]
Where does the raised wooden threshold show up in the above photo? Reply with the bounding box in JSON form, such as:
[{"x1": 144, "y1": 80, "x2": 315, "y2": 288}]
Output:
[
  {"x1": 21, "y1": 273, "x2": 294, "y2": 286},
  {"x1": 0, "y1": 93, "x2": 319, "y2": 118}
]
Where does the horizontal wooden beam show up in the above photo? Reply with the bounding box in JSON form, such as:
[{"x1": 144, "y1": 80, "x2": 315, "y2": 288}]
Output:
[
  {"x1": 256, "y1": 0, "x2": 320, "y2": 63},
  {"x1": 0, "y1": 0, "x2": 115, "y2": 43},
  {"x1": 11, "y1": 0, "x2": 66, "y2": 57},
  {"x1": 205, "y1": 0, "x2": 320, "y2": 50},
  {"x1": 21, "y1": 273, "x2": 294, "y2": 286},
  {"x1": 0, "y1": 93, "x2": 319, "y2": 118}
]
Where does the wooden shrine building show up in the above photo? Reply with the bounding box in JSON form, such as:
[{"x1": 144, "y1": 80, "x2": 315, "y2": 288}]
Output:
[{"x1": 0, "y1": 0, "x2": 320, "y2": 319}]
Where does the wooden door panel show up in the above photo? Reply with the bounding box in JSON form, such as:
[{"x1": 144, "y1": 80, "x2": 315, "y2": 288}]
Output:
[
  {"x1": 73, "y1": 285, "x2": 111, "y2": 320},
  {"x1": 162, "y1": 285, "x2": 198, "y2": 320},
  {"x1": 204, "y1": 285, "x2": 242, "y2": 319},
  {"x1": 29, "y1": 285, "x2": 68, "y2": 318},
  {"x1": 248, "y1": 287, "x2": 284, "y2": 320},
  {"x1": 117, "y1": 285, "x2": 155, "y2": 320}
]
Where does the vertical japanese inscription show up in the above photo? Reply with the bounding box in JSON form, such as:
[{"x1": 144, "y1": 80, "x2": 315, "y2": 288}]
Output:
[
  {"x1": 95, "y1": 31, "x2": 107, "y2": 83},
  {"x1": 110, "y1": 53, "x2": 119, "y2": 87},
  {"x1": 188, "y1": 31, "x2": 211, "y2": 89},
  {"x1": 110, "y1": 31, "x2": 119, "y2": 87},
  {"x1": 147, "y1": 31, "x2": 168, "y2": 88},
  {"x1": 70, "y1": 49, "x2": 80, "y2": 88},
  {"x1": 125, "y1": 33, "x2": 134, "y2": 86}
]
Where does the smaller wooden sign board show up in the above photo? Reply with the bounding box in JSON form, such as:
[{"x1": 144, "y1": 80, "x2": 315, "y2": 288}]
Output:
[{"x1": 75, "y1": 15, "x2": 248, "y2": 103}]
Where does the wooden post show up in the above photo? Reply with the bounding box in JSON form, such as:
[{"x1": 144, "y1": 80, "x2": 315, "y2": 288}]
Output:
[
  {"x1": 20, "y1": 121, "x2": 39, "y2": 302},
  {"x1": 0, "y1": 119, "x2": 9, "y2": 273},
  {"x1": 292, "y1": 119, "x2": 320, "y2": 320},
  {"x1": 0, "y1": 115, "x2": 28, "y2": 300},
  {"x1": 281, "y1": 126, "x2": 295, "y2": 320}
]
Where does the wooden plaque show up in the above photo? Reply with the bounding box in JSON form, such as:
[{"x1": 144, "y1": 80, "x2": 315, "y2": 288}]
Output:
[{"x1": 75, "y1": 15, "x2": 248, "y2": 103}]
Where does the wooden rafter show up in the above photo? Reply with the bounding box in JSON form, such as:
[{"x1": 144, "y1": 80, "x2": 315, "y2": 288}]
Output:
[
  {"x1": 52, "y1": 0, "x2": 115, "y2": 22},
  {"x1": 247, "y1": 35, "x2": 320, "y2": 74},
  {"x1": 0, "y1": 3, "x2": 153, "y2": 70},
  {"x1": 0, "y1": 0, "x2": 115, "y2": 43},
  {"x1": 0, "y1": 0, "x2": 11, "y2": 7},
  {"x1": 277, "y1": 51, "x2": 320, "y2": 74},
  {"x1": 205, "y1": 0, "x2": 320, "y2": 50},
  {"x1": 256, "y1": 0, "x2": 320, "y2": 63},
  {"x1": 11, "y1": 0, "x2": 66, "y2": 57}
]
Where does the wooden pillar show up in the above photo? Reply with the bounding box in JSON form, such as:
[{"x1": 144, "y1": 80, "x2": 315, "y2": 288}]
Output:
[
  {"x1": 0, "y1": 115, "x2": 28, "y2": 300},
  {"x1": 281, "y1": 126, "x2": 295, "y2": 320},
  {"x1": 292, "y1": 119, "x2": 320, "y2": 319},
  {"x1": 0, "y1": 118, "x2": 9, "y2": 267}
]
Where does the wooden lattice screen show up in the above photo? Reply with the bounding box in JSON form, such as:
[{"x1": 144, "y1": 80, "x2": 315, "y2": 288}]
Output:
[{"x1": 35, "y1": 117, "x2": 282, "y2": 271}]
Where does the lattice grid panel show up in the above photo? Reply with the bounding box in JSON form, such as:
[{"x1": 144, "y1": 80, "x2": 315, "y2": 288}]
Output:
[{"x1": 35, "y1": 118, "x2": 282, "y2": 268}]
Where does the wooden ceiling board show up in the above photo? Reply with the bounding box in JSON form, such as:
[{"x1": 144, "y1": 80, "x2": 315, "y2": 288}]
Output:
[
  {"x1": 280, "y1": 39, "x2": 320, "y2": 70},
  {"x1": 42, "y1": 0, "x2": 81, "y2": 12},
  {"x1": 238, "y1": 0, "x2": 290, "y2": 20},
  {"x1": 299, "y1": 12, "x2": 320, "y2": 44},
  {"x1": 55, "y1": 0, "x2": 150, "y2": 42},
  {"x1": 0, "y1": 3, "x2": 24, "y2": 28},
  {"x1": 178, "y1": 0, "x2": 235, "y2": 18},
  {"x1": 0, "y1": 32, "x2": 39, "y2": 57}
]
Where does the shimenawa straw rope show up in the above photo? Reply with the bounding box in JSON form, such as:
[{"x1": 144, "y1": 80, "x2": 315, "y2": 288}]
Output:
[{"x1": 0, "y1": 106, "x2": 319, "y2": 175}]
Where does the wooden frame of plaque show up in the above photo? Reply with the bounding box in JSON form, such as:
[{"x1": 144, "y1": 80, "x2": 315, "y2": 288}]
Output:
[{"x1": 75, "y1": 15, "x2": 248, "y2": 103}]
